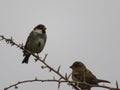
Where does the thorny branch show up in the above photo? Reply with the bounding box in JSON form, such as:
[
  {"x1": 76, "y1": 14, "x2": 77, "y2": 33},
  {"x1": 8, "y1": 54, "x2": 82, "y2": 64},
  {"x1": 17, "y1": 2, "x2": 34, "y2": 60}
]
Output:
[
  {"x1": 4, "y1": 79, "x2": 69, "y2": 90},
  {"x1": 0, "y1": 35, "x2": 120, "y2": 90},
  {"x1": 3, "y1": 79, "x2": 120, "y2": 90}
]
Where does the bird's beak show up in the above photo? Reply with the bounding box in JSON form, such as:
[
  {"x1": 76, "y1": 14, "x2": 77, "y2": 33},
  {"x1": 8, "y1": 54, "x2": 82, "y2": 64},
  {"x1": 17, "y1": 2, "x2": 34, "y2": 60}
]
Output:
[
  {"x1": 44, "y1": 27, "x2": 47, "y2": 30},
  {"x1": 70, "y1": 66, "x2": 72, "y2": 68}
]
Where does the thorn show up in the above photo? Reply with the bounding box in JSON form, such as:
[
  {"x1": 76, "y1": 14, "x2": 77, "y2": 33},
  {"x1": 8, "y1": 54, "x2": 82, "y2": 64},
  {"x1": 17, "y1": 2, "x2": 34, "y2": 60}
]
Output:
[
  {"x1": 58, "y1": 81, "x2": 61, "y2": 89},
  {"x1": 41, "y1": 66, "x2": 44, "y2": 69},
  {"x1": 35, "y1": 77, "x2": 38, "y2": 80},
  {"x1": 43, "y1": 58, "x2": 45, "y2": 62},
  {"x1": 18, "y1": 81, "x2": 20, "y2": 83},
  {"x1": 14, "y1": 85, "x2": 18, "y2": 89},
  {"x1": 0, "y1": 35, "x2": 3, "y2": 41},
  {"x1": 5, "y1": 39, "x2": 10, "y2": 44},
  {"x1": 10, "y1": 37, "x2": 13, "y2": 41},
  {"x1": 65, "y1": 73, "x2": 68, "y2": 79},
  {"x1": 116, "y1": 80, "x2": 119, "y2": 89},
  {"x1": 34, "y1": 58, "x2": 38, "y2": 62},
  {"x1": 58, "y1": 77, "x2": 62, "y2": 81},
  {"x1": 11, "y1": 43, "x2": 14, "y2": 46},
  {"x1": 43, "y1": 54, "x2": 48, "y2": 62},
  {"x1": 49, "y1": 68, "x2": 52, "y2": 72},
  {"x1": 57, "y1": 65, "x2": 61, "y2": 73},
  {"x1": 19, "y1": 43, "x2": 24, "y2": 49},
  {"x1": 68, "y1": 73, "x2": 72, "y2": 79},
  {"x1": 41, "y1": 65, "x2": 46, "y2": 69}
]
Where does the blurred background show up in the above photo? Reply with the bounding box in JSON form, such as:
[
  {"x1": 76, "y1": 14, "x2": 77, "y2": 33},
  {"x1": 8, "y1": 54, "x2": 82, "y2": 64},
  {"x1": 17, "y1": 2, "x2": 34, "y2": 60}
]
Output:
[{"x1": 0, "y1": 0, "x2": 120, "y2": 90}]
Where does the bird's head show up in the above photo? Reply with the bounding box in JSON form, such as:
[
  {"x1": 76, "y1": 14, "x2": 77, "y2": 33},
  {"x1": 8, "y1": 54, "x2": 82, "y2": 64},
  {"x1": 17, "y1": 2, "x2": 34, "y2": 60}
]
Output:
[
  {"x1": 70, "y1": 61, "x2": 86, "y2": 71},
  {"x1": 34, "y1": 24, "x2": 46, "y2": 34}
]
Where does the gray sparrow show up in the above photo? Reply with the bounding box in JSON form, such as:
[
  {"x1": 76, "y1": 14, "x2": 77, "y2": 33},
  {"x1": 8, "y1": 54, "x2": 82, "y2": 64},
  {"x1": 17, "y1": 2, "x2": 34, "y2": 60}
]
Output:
[{"x1": 22, "y1": 24, "x2": 47, "y2": 64}]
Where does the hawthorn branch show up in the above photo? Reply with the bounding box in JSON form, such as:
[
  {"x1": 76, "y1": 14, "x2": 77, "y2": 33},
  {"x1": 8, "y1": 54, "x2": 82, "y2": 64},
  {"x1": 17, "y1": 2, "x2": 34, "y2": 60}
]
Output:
[
  {"x1": 0, "y1": 35, "x2": 79, "y2": 90},
  {"x1": 3, "y1": 78, "x2": 120, "y2": 90},
  {"x1": 0, "y1": 35, "x2": 120, "y2": 90},
  {"x1": 4, "y1": 79, "x2": 69, "y2": 90}
]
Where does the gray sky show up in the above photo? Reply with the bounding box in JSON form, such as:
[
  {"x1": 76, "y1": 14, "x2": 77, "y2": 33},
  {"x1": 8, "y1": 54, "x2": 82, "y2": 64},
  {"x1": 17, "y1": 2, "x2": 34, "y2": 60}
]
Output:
[{"x1": 0, "y1": 0, "x2": 120, "y2": 90}]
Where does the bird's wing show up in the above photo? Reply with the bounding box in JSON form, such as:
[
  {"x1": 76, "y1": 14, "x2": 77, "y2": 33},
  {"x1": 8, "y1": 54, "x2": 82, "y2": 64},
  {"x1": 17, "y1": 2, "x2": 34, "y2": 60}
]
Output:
[
  {"x1": 23, "y1": 31, "x2": 34, "y2": 56},
  {"x1": 85, "y1": 69, "x2": 98, "y2": 84},
  {"x1": 73, "y1": 72, "x2": 83, "y2": 81}
]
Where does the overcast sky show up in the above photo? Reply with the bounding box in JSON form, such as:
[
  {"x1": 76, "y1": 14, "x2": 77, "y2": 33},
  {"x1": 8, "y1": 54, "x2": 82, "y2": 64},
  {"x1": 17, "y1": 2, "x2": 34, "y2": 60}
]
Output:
[{"x1": 0, "y1": 0, "x2": 120, "y2": 90}]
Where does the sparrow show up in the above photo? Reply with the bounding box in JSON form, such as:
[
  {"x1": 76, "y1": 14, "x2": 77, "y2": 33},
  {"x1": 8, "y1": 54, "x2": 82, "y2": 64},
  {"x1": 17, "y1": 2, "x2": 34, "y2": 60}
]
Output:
[
  {"x1": 22, "y1": 24, "x2": 47, "y2": 64},
  {"x1": 70, "y1": 61, "x2": 110, "y2": 90}
]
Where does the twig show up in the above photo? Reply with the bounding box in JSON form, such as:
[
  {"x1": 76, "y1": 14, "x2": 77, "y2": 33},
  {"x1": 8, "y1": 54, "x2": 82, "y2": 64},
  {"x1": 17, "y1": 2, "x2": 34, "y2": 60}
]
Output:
[
  {"x1": 0, "y1": 35, "x2": 120, "y2": 90},
  {"x1": 4, "y1": 78, "x2": 120, "y2": 90},
  {"x1": 116, "y1": 81, "x2": 119, "y2": 89},
  {"x1": 0, "y1": 35, "x2": 80, "y2": 90},
  {"x1": 4, "y1": 79, "x2": 68, "y2": 90}
]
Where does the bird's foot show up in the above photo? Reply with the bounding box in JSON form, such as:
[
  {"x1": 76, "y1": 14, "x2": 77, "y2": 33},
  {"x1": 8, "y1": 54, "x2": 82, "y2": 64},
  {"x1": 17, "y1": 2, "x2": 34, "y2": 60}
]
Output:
[{"x1": 34, "y1": 54, "x2": 42, "y2": 62}]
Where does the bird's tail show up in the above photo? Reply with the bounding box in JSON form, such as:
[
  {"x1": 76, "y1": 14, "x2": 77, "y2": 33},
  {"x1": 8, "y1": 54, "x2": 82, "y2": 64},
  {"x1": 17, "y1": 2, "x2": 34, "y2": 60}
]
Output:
[
  {"x1": 97, "y1": 79, "x2": 110, "y2": 83},
  {"x1": 22, "y1": 55, "x2": 30, "y2": 64}
]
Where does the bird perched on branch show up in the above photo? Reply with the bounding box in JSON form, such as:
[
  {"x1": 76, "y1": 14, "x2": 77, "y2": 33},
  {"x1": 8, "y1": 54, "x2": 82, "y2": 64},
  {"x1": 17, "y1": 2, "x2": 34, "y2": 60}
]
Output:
[
  {"x1": 22, "y1": 24, "x2": 47, "y2": 64},
  {"x1": 70, "y1": 61, "x2": 110, "y2": 90}
]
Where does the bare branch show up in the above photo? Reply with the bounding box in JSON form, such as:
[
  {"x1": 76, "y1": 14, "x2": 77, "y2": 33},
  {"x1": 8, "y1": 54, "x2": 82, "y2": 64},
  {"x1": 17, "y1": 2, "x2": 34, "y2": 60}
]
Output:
[
  {"x1": 0, "y1": 35, "x2": 120, "y2": 90},
  {"x1": 0, "y1": 35, "x2": 80, "y2": 90},
  {"x1": 4, "y1": 79, "x2": 69, "y2": 90}
]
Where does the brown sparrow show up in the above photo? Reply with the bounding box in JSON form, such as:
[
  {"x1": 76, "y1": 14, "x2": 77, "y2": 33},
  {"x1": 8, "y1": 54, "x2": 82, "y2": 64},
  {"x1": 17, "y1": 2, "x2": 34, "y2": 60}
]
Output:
[{"x1": 70, "y1": 61, "x2": 110, "y2": 90}]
